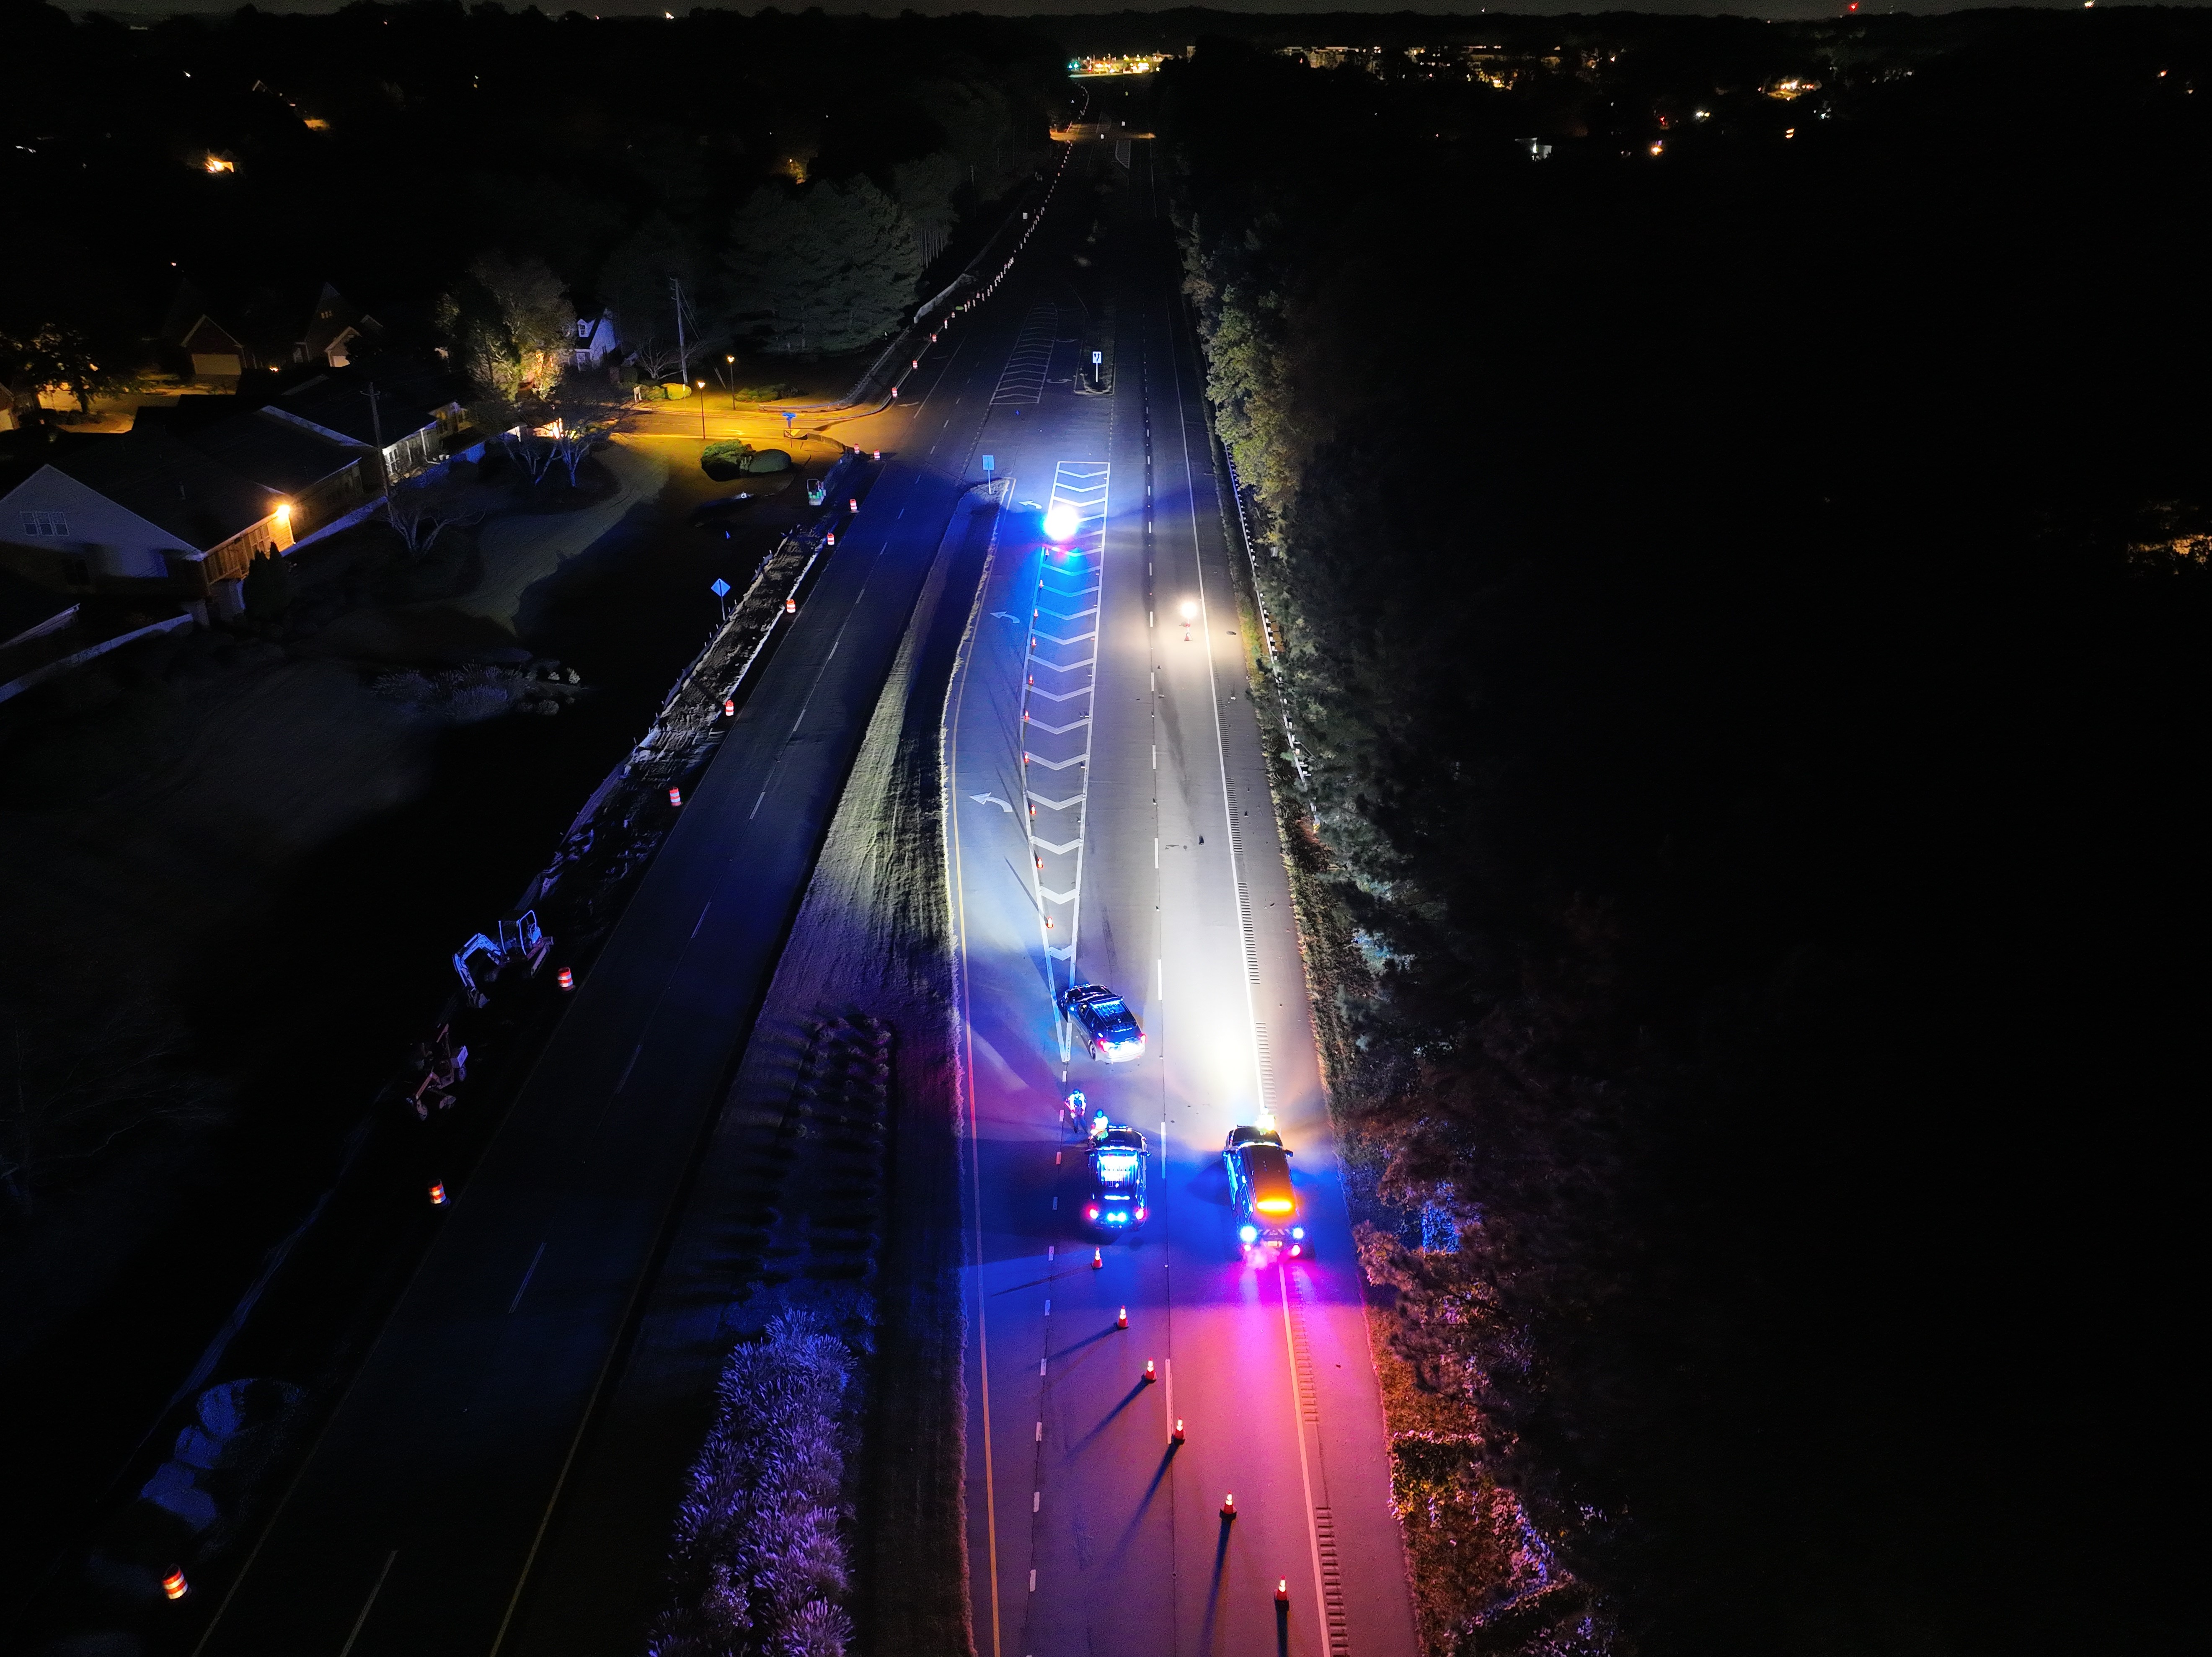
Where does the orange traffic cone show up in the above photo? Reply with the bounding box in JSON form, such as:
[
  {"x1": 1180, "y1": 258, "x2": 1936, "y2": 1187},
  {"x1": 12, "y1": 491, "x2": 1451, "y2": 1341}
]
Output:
[
  {"x1": 1142, "y1": 1360, "x2": 1156, "y2": 1384},
  {"x1": 1172, "y1": 1418, "x2": 1185, "y2": 1445},
  {"x1": 1221, "y1": 1493, "x2": 1237, "y2": 1520},
  {"x1": 1116, "y1": 1306, "x2": 1128, "y2": 1329},
  {"x1": 429, "y1": 1182, "x2": 447, "y2": 1206},
  {"x1": 162, "y1": 1569, "x2": 189, "y2": 1600},
  {"x1": 1089, "y1": 1246, "x2": 1102, "y2": 1269},
  {"x1": 1275, "y1": 1580, "x2": 1289, "y2": 1604}
]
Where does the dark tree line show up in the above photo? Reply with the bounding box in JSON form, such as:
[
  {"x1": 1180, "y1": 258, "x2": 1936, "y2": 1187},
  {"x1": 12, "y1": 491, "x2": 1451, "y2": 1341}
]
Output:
[
  {"x1": 0, "y1": 0, "x2": 1067, "y2": 419},
  {"x1": 1168, "y1": 15, "x2": 2209, "y2": 1657}
]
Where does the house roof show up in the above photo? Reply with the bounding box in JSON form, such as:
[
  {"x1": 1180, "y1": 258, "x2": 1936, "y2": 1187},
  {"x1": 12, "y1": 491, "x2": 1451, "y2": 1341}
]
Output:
[
  {"x1": 190, "y1": 409, "x2": 362, "y2": 496},
  {"x1": 181, "y1": 315, "x2": 249, "y2": 356},
  {"x1": 50, "y1": 428, "x2": 280, "y2": 551},
  {"x1": 270, "y1": 366, "x2": 450, "y2": 450}
]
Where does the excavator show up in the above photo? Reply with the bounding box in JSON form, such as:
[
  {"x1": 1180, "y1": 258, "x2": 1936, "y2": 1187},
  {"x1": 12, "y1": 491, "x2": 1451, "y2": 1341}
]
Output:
[{"x1": 452, "y1": 911, "x2": 552, "y2": 1008}]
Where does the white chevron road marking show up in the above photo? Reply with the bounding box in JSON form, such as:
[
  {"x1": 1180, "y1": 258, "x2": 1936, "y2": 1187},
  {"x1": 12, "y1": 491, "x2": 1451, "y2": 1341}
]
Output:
[
  {"x1": 1025, "y1": 754, "x2": 1085, "y2": 771},
  {"x1": 1026, "y1": 791, "x2": 1085, "y2": 810},
  {"x1": 1031, "y1": 836, "x2": 1082, "y2": 854},
  {"x1": 1027, "y1": 717, "x2": 1090, "y2": 735}
]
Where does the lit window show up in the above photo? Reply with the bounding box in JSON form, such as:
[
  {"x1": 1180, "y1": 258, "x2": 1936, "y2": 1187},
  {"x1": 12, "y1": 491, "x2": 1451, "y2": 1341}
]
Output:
[{"x1": 19, "y1": 510, "x2": 69, "y2": 537}]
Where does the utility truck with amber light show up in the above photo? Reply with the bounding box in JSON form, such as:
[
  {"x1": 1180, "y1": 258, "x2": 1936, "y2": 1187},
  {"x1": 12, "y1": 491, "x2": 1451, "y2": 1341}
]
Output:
[{"x1": 1224, "y1": 1114, "x2": 1305, "y2": 1260}]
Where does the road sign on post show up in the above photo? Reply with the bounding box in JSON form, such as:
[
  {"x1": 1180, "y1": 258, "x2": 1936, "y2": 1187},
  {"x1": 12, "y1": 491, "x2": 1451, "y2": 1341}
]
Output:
[
  {"x1": 709, "y1": 578, "x2": 731, "y2": 598},
  {"x1": 983, "y1": 454, "x2": 995, "y2": 478}
]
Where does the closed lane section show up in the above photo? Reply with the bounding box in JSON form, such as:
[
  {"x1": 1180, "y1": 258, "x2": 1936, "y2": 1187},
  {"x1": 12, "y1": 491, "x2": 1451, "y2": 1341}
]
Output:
[{"x1": 951, "y1": 138, "x2": 1417, "y2": 1657}]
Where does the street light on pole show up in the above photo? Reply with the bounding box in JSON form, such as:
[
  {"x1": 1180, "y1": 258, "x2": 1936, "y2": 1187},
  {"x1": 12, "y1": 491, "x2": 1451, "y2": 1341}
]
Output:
[
  {"x1": 698, "y1": 381, "x2": 707, "y2": 442},
  {"x1": 726, "y1": 354, "x2": 736, "y2": 410}
]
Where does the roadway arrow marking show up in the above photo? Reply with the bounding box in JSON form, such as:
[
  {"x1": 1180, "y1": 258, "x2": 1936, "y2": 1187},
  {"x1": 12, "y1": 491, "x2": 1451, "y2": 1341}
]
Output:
[{"x1": 971, "y1": 792, "x2": 1014, "y2": 813}]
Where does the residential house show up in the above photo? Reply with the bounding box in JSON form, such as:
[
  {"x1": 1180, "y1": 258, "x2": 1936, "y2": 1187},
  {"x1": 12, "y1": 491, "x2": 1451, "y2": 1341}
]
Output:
[
  {"x1": 187, "y1": 410, "x2": 372, "y2": 545},
  {"x1": 0, "y1": 426, "x2": 299, "y2": 622},
  {"x1": 163, "y1": 278, "x2": 385, "y2": 385},
  {"x1": 571, "y1": 310, "x2": 619, "y2": 370},
  {"x1": 180, "y1": 314, "x2": 258, "y2": 382},
  {"x1": 297, "y1": 282, "x2": 384, "y2": 369},
  {"x1": 260, "y1": 367, "x2": 456, "y2": 492},
  {"x1": 0, "y1": 356, "x2": 467, "y2": 624}
]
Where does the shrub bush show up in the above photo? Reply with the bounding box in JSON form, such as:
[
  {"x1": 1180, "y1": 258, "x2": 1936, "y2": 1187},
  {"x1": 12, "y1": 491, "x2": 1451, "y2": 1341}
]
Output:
[{"x1": 649, "y1": 1310, "x2": 855, "y2": 1657}]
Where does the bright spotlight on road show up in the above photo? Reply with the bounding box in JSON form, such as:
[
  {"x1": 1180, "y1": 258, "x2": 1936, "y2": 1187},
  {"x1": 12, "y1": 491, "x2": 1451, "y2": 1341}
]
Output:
[
  {"x1": 1179, "y1": 599, "x2": 1196, "y2": 620},
  {"x1": 1043, "y1": 500, "x2": 1082, "y2": 543}
]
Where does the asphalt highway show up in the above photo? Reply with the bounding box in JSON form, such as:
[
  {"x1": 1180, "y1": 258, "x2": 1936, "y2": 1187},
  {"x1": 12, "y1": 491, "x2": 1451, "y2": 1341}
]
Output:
[
  {"x1": 949, "y1": 137, "x2": 1421, "y2": 1657},
  {"x1": 191, "y1": 221, "x2": 1051, "y2": 1657}
]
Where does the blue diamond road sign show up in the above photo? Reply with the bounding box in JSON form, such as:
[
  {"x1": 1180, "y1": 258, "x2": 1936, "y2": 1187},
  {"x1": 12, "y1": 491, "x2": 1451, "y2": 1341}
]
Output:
[{"x1": 710, "y1": 578, "x2": 731, "y2": 598}]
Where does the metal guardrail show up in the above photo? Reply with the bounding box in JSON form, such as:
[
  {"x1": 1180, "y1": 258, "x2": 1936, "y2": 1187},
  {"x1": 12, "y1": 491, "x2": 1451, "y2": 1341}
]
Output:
[{"x1": 1214, "y1": 437, "x2": 1311, "y2": 787}]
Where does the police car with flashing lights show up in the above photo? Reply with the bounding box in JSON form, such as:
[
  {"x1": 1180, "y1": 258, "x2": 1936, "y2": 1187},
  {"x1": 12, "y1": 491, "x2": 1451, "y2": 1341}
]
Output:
[
  {"x1": 1055, "y1": 982, "x2": 1146, "y2": 1063},
  {"x1": 1083, "y1": 1123, "x2": 1149, "y2": 1231},
  {"x1": 1224, "y1": 1115, "x2": 1306, "y2": 1259}
]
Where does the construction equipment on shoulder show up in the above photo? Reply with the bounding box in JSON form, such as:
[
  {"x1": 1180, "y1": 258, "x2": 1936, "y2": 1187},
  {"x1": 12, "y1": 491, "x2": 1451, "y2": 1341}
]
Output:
[{"x1": 452, "y1": 911, "x2": 553, "y2": 1007}]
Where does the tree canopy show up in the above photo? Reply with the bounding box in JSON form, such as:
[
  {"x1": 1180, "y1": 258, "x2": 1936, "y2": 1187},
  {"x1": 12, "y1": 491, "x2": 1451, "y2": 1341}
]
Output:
[{"x1": 724, "y1": 179, "x2": 925, "y2": 356}]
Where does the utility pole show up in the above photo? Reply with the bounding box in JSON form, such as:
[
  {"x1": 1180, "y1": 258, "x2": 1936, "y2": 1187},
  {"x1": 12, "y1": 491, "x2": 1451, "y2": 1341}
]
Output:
[
  {"x1": 362, "y1": 380, "x2": 388, "y2": 489},
  {"x1": 670, "y1": 276, "x2": 691, "y2": 388}
]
